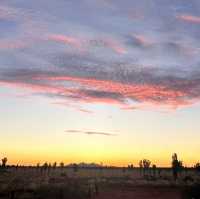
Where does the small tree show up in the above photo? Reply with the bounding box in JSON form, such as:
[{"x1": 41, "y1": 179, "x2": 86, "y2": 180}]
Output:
[
  {"x1": 36, "y1": 163, "x2": 40, "y2": 170},
  {"x1": 60, "y1": 162, "x2": 64, "y2": 168},
  {"x1": 139, "y1": 160, "x2": 143, "y2": 176},
  {"x1": 1, "y1": 157, "x2": 7, "y2": 168},
  {"x1": 42, "y1": 162, "x2": 48, "y2": 172},
  {"x1": 143, "y1": 159, "x2": 151, "y2": 176},
  {"x1": 194, "y1": 163, "x2": 200, "y2": 173},
  {"x1": 172, "y1": 153, "x2": 183, "y2": 181},
  {"x1": 53, "y1": 162, "x2": 57, "y2": 169},
  {"x1": 152, "y1": 164, "x2": 157, "y2": 178},
  {"x1": 73, "y1": 163, "x2": 78, "y2": 172}
]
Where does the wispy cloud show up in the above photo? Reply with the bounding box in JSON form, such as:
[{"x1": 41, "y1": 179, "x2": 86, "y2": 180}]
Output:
[
  {"x1": 0, "y1": 39, "x2": 28, "y2": 50},
  {"x1": 177, "y1": 14, "x2": 200, "y2": 24},
  {"x1": 65, "y1": 130, "x2": 117, "y2": 136},
  {"x1": 1, "y1": 67, "x2": 200, "y2": 110},
  {"x1": 78, "y1": 108, "x2": 94, "y2": 114},
  {"x1": 47, "y1": 34, "x2": 82, "y2": 49}
]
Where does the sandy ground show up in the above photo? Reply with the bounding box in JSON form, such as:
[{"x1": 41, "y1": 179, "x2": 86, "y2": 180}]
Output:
[{"x1": 95, "y1": 186, "x2": 181, "y2": 199}]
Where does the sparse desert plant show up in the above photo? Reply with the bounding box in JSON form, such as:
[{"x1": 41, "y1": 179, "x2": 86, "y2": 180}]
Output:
[
  {"x1": 60, "y1": 162, "x2": 64, "y2": 168},
  {"x1": 128, "y1": 164, "x2": 134, "y2": 169},
  {"x1": 139, "y1": 160, "x2": 143, "y2": 176},
  {"x1": 73, "y1": 163, "x2": 78, "y2": 172},
  {"x1": 53, "y1": 162, "x2": 57, "y2": 169},
  {"x1": 1, "y1": 157, "x2": 7, "y2": 168},
  {"x1": 152, "y1": 164, "x2": 157, "y2": 178},
  {"x1": 141, "y1": 159, "x2": 151, "y2": 176},
  {"x1": 195, "y1": 163, "x2": 200, "y2": 173},
  {"x1": 37, "y1": 163, "x2": 40, "y2": 168},
  {"x1": 172, "y1": 153, "x2": 183, "y2": 181}
]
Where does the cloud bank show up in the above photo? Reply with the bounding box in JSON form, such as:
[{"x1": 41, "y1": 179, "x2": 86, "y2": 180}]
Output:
[{"x1": 1, "y1": 0, "x2": 200, "y2": 110}]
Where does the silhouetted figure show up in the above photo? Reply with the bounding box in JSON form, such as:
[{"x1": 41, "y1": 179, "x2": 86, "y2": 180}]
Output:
[{"x1": 172, "y1": 153, "x2": 183, "y2": 181}]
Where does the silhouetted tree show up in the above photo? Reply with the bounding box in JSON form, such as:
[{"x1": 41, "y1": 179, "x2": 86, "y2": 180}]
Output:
[
  {"x1": 128, "y1": 164, "x2": 134, "y2": 169},
  {"x1": 73, "y1": 163, "x2": 78, "y2": 172},
  {"x1": 1, "y1": 157, "x2": 7, "y2": 168},
  {"x1": 139, "y1": 160, "x2": 143, "y2": 176},
  {"x1": 36, "y1": 163, "x2": 40, "y2": 172},
  {"x1": 42, "y1": 162, "x2": 48, "y2": 173},
  {"x1": 60, "y1": 162, "x2": 64, "y2": 168},
  {"x1": 53, "y1": 162, "x2": 57, "y2": 170},
  {"x1": 142, "y1": 159, "x2": 151, "y2": 176},
  {"x1": 48, "y1": 163, "x2": 52, "y2": 174},
  {"x1": 152, "y1": 164, "x2": 157, "y2": 178},
  {"x1": 172, "y1": 153, "x2": 183, "y2": 181},
  {"x1": 194, "y1": 163, "x2": 200, "y2": 173}
]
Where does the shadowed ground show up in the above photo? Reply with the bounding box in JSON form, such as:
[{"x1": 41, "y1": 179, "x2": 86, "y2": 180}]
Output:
[{"x1": 95, "y1": 186, "x2": 181, "y2": 199}]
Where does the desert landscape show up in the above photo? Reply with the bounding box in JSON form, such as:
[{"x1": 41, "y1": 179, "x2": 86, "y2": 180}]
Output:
[
  {"x1": 1, "y1": 0, "x2": 200, "y2": 198},
  {"x1": 0, "y1": 156, "x2": 200, "y2": 199}
]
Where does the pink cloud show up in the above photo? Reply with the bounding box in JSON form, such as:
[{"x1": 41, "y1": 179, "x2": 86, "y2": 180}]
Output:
[
  {"x1": 1, "y1": 73, "x2": 198, "y2": 110},
  {"x1": 35, "y1": 75, "x2": 189, "y2": 108},
  {"x1": 177, "y1": 14, "x2": 200, "y2": 24},
  {"x1": 104, "y1": 38, "x2": 127, "y2": 54},
  {"x1": 0, "y1": 80, "x2": 73, "y2": 95},
  {"x1": 132, "y1": 34, "x2": 152, "y2": 46},
  {"x1": 46, "y1": 34, "x2": 126, "y2": 54},
  {"x1": 0, "y1": 39, "x2": 27, "y2": 50},
  {"x1": 47, "y1": 34, "x2": 82, "y2": 49}
]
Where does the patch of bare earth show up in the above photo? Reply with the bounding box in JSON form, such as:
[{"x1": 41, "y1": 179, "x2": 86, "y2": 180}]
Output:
[{"x1": 95, "y1": 186, "x2": 181, "y2": 199}]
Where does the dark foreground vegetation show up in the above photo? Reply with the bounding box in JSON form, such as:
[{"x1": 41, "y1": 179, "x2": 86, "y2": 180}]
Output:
[{"x1": 1, "y1": 154, "x2": 200, "y2": 199}]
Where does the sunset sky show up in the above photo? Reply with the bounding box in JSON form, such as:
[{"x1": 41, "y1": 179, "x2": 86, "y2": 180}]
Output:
[{"x1": 1, "y1": 0, "x2": 200, "y2": 167}]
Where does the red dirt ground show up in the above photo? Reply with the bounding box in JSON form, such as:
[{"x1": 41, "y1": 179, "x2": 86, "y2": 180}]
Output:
[{"x1": 95, "y1": 186, "x2": 181, "y2": 199}]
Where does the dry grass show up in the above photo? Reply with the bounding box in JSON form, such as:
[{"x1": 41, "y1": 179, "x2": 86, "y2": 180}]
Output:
[{"x1": 0, "y1": 167, "x2": 199, "y2": 199}]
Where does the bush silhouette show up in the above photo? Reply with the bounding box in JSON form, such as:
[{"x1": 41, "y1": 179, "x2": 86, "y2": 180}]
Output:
[
  {"x1": 1, "y1": 157, "x2": 7, "y2": 168},
  {"x1": 172, "y1": 153, "x2": 183, "y2": 181},
  {"x1": 139, "y1": 159, "x2": 151, "y2": 176}
]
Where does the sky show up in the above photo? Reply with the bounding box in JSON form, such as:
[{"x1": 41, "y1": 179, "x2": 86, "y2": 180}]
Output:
[{"x1": 1, "y1": 0, "x2": 200, "y2": 167}]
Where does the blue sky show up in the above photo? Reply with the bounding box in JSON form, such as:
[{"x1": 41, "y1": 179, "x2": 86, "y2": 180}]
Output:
[{"x1": 0, "y1": 0, "x2": 200, "y2": 166}]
